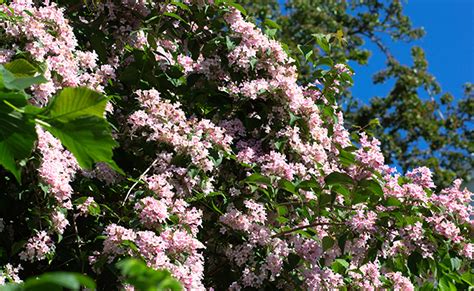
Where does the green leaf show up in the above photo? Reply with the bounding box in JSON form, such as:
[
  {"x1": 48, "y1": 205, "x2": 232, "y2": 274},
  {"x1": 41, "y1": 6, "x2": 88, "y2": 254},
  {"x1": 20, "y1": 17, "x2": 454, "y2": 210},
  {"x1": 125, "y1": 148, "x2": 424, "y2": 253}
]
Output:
[
  {"x1": 332, "y1": 259, "x2": 349, "y2": 274},
  {"x1": 319, "y1": 193, "x2": 332, "y2": 207},
  {"x1": 438, "y1": 276, "x2": 457, "y2": 291},
  {"x1": 298, "y1": 178, "x2": 320, "y2": 190},
  {"x1": 289, "y1": 112, "x2": 301, "y2": 126},
  {"x1": 386, "y1": 197, "x2": 401, "y2": 207},
  {"x1": 312, "y1": 33, "x2": 331, "y2": 53},
  {"x1": 322, "y1": 236, "x2": 335, "y2": 251},
  {"x1": 244, "y1": 173, "x2": 271, "y2": 185},
  {"x1": 46, "y1": 87, "x2": 107, "y2": 122},
  {"x1": 4, "y1": 59, "x2": 38, "y2": 75},
  {"x1": 332, "y1": 184, "x2": 351, "y2": 198},
  {"x1": 0, "y1": 91, "x2": 28, "y2": 109},
  {"x1": 358, "y1": 179, "x2": 383, "y2": 196},
  {"x1": 339, "y1": 149, "x2": 355, "y2": 167},
  {"x1": 226, "y1": 2, "x2": 247, "y2": 15},
  {"x1": 163, "y1": 12, "x2": 187, "y2": 24},
  {"x1": 297, "y1": 44, "x2": 314, "y2": 62},
  {"x1": 0, "y1": 110, "x2": 36, "y2": 182},
  {"x1": 0, "y1": 60, "x2": 47, "y2": 91},
  {"x1": 0, "y1": 284, "x2": 21, "y2": 291},
  {"x1": 1, "y1": 272, "x2": 96, "y2": 291},
  {"x1": 171, "y1": 1, "x2": 190, "y2": 11},
  {"x1": 277, "y1": 205, "x2": 288, "y2": 216},
  {"x1": 317, "y1": 56, "x2": 334, "y2": 67},
  {"x1": 461, "y1": 271, "x2": 474, "y2": 286},
  {"x1": 286, "y1": 253, "x2": 301, "y2": 269},
  {"x1": 450, "y1": 257, "x2": 461, "y2": 271},
  {"x1": 279, "y1": 179, "x2": 296, "y2": 194},
  {"x1": 263, "y1": 19, "x2": 281, "y2": 30},
  {"x1": 225, "y1": 36, "x2": 236, "y2": 50},
  {"x1": 117, "y1": 258, "x2": 182, "y2": 291},
  {"x1": 353, "y1": 190, "x2": 369, "y2": 204},
  {"x1": 325, "y1": 172, "x2": 354, "y2": 186},
  {"x1": 45, "y1": 116, "x2": 120, "y2": 172}
]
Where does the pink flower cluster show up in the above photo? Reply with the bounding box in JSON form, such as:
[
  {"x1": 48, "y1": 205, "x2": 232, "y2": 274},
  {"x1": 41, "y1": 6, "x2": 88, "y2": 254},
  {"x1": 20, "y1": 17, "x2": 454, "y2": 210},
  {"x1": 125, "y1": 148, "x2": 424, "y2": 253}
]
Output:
[
  {"x1": 2, "y1": 1, "x2": 472, "y2": 290},
  {"x1": 100, "y1": 224, "x2": 205, "y2": 290},
  {"x1": 51, "y1": 209, "x2": 69, "y2": 235},
  {"x1": 406, "y1": 166, "x2": 435, "y2": 189},
  {"x1": 355, "y1": 132, "x2": 385, "y2": 171},
  {"x1": 129, "y1": 89, "x2": 232, "y2": 171},
  {"x1": 135, "y1": 197, "x2": 169, "y2": 228},
  {"x1": 350, "y1": 261, "x2": 382, "y2": 290},
  {"x1": 348, "y1": 208, "x2": 378, "y2": 233},
  {"x1": 302, "y1": 266, "x2": 344, "y2": 290},
  {"x1": 430, "y1": 179, "x2": 472, "y2": 223},
  {"x1": 76, "y1": 197, "x2": 96, "y2": 217},
  {"x1": 19, "y1": 231, "x2": 55, "y2": 262},
  {"x1": 0, "y1": 0, "x2": 115, "y2": 104},
  {"x1": 426, "y1": 214, "x2": 463, "y2": 243},
  {"x1": 224, "y1": 10, "x2": 288, "y2": 70},
  {"x1": 0, "y1": 264, "x2": 22, "y2": 285},
  {"x1": 386, "y1": 272, "x2": 414, "y2": 291},
  {"x1": 36, "y1": 126, "x2": 78, "y2": 209}
]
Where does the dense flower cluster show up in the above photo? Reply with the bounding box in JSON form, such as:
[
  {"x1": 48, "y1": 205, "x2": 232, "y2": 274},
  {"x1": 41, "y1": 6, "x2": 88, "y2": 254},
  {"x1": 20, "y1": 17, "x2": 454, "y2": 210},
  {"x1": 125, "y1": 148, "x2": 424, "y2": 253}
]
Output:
[
  {"x1": 0, "y1": 1, "x2": 472, "y2": 290},
  {"x1": 19, "y1": 231, "x2": 55, "y2": 263},
  {"x1": 0, "y1": 264, "x2": 22, "y2": 285},
  {"x1": 0, "y1": 0, "x2": 114, "y2": 103}
]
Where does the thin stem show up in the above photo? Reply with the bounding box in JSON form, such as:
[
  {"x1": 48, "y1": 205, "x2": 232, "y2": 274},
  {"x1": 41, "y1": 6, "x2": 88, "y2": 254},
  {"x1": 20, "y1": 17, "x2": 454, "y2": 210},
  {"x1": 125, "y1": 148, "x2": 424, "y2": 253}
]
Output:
[{"x1": 122, "y1": 158, "x2": 158, "y2": 206}]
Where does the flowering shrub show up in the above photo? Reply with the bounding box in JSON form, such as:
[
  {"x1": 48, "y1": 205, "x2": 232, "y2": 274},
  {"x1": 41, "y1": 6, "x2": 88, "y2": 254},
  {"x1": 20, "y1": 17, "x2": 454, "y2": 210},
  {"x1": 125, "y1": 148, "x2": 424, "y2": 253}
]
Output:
[{"x1": 0, "y1": 1, "x2": 472, "y2": 290}]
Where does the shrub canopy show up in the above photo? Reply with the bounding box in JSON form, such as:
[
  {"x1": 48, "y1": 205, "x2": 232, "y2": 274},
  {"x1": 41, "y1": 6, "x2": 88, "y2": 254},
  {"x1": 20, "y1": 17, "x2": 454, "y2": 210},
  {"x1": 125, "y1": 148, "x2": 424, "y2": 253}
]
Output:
[{"x1": 0, "y1": 1, "x2": 472, "y2": 290}]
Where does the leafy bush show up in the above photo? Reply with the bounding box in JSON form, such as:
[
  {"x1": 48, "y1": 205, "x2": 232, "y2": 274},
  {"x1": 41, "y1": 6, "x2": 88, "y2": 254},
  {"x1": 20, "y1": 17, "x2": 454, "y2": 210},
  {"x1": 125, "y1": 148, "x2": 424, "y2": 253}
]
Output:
[{"x1": 0, "y1": 1, "x2": 472, "y2": 290}]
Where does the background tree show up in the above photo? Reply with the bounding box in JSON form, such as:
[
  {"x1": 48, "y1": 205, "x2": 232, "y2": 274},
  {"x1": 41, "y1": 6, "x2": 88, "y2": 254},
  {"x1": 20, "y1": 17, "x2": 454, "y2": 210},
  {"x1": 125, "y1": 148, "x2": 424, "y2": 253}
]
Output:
[{"x1": 240, "y1": 0, "x2": 473, "y2": 189}]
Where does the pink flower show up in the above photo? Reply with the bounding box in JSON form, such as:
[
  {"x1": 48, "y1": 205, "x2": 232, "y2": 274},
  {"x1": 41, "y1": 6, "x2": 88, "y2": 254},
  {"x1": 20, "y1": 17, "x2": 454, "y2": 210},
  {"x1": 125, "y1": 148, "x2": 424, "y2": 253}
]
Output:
[
  {"x1": 386, "y1": 272, "x2": 414, "y2": 291},
  {"x1": 348, "y1": 209, "x2": 377, "y2": 233},
  {"x1": 76, "y1": 197, "x2": 95, "y2": 217},
  {"x1": 36, "y1": 127, "x2": 78, "y2": 209},
  {"x1": 402, "y1": 183, "x2": 428, "y2": 203},
  {"x1": 76, "y1": 51, "x2": 98, "y2": 69},
  {"x1": 135, "y1": 197, "x2": 169, "y2": 228},
  {"x1": 244, "y1": 200, "x2": 266, "y2": 223},
  {"x1": 356, "y1": 132, "x2": 384, "y2": 171},
  {"x1": 102, "y1": 224, "x2": 137, "y2": 260},
  {"x1": 0, "y1": 264, "x2": 23, "y2": 284},
  {"x1": 0, "y1": 49, "x2": 14, "y2": 63},
  {"x1": 406, "y1": 167, "x2": 435, "y2": 189},
  {"x1": 260, "y1": 151, "x2": 295, "y2": 180},
  {"x1": 430, "y1": 179, "x2": 472, "y2": 223},
  {"x1": 352, "y1": 261, "x2": 382, "y2": 290},
  {"x1": 303, "y1": 266, "x2": 344, "y2": 290},
  {"x1": 460, "y1": 243, "x2": 473, "y2": 259},
  {"x1": 135, "y1": 231, "x2": 169, "y2": 267},
  {"x1": 426, "y1": 214, "x2": 462, "y2": 243},
  {"x1": 19, "y1": 231, "x2": 55, "y2": 262},
  {"x1": 51, "y1": 210, "x2": 69, "y2": 234}
]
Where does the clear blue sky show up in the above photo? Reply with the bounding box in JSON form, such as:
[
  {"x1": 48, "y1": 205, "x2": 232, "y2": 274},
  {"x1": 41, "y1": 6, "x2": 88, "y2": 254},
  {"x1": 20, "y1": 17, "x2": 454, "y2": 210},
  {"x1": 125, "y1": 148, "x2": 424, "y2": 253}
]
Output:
[{"x1": 350, "y1": 0, "x2": 474, "y2": 104}]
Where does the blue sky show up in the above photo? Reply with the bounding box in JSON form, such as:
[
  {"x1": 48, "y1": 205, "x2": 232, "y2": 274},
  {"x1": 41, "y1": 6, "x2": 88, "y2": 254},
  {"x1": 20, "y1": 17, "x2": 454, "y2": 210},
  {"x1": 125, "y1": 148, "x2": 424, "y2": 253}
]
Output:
[{"x1": 349, "y1": 0, "x2": 474, "y2": 104}]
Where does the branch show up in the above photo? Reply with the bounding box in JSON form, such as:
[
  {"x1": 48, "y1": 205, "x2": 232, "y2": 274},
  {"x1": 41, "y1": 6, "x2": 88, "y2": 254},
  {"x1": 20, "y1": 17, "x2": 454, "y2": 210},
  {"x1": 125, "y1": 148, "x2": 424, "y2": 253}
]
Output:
[{"x1": 362, "y1": 32, "x2": 395, "y2": 62}]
